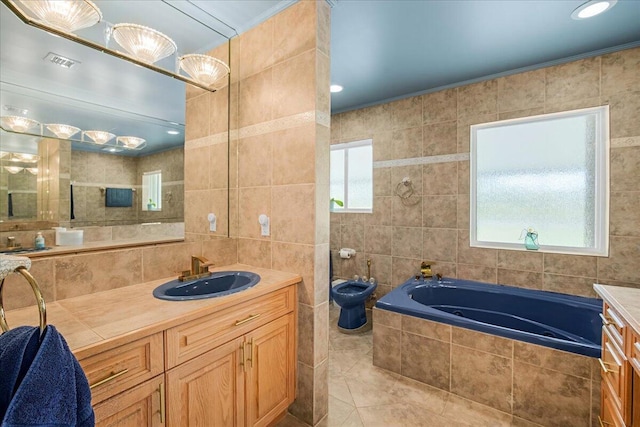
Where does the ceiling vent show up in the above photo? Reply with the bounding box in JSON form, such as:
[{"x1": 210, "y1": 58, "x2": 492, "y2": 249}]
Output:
[{"x1": 43, "y1": 52, "x2": 80, "y2": 69}]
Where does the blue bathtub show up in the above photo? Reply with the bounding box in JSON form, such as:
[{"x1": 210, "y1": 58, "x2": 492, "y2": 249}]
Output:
[{"x1": 375, "y1": 276, "x2": 602, "y2": 357}]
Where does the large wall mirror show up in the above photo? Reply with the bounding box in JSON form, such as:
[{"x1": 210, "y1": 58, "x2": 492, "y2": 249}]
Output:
[{"x1": 0, "y1": 0, "x2": 234, "y2": 239}]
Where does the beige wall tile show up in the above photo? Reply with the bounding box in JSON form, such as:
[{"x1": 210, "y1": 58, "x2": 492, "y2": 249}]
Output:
[
  {"x1": 457, "y1": 264, "x2": 497, "y2": 282},
  {"x1": 185, "y1": 93, "x2": 210, "y2": 141},
  {"x1": 401, "y1": 332, "x2": 450, "y2": 390},
  {"x1": 391, "y1": 197, "x2": 423, "y2": 228},
  {"x1": 423, "y1": 228, "x2": 457, "y2": 263},
  {"x1": 364, "y1": 103, "x2": 393, "y2": 135},
  {"x1": 201, "y1": 238, "x2": 238, "y2": 266},
  {"x1": 542, "y1": 273, "x2": 597, "y2": 298},
  {"x1": 341, "y1": 223, "x2": 364, "y2": 253},
  {"x1": 458, "y1": 80, "x2": 498, "y2": 119},
  {"x1": 364, "y1": 225, "x2": 392, "y2": 255},
  {"x1": 237, "y1": 238, "x2": 272, "y2": 269},
  {"x1": 391, "y1": 127, "x2": 423, "y2": 159},
  {"x1": 238, "y1": 16, "x2": 274, "y2": 80},
  {"x1": 272, "y1": 242, "x2": 315, "y2": 305},
  {"x1": 391, "y1": 256, "x2": 420, "y2": 287},
  {"x1": 423, "y1": 121, "x2": 457, "y2": 156},
  {"x1": 373, "y1": 324, "x2": 401, "y2": 374},
  {"x1": 298, "y1": 303, "x2": 315, "y2": 366},
  {"x1": 392, "y1": 226, "x2": 423, "y2": 259},
  {"x1": 498, "y1": 68, "x2": 545, "y2": 113},
  {"x1": 314, "y1": 245, "x2": 330, "y2": 305},
  {"x1": 606, "y1": 90, "x2": 640, "y2": 138},
  {"x1": 273, "y1": 0, "x2": 317, "y2": 64},
  {"x1": 402, "y1": 315, "x2": 451, "y2": 342},
  {"x1": 330, "y1": 113, "x2": 341, "y2": 142},
  {"x1": 339, "y1": 109, "x2": 369, "y2": 141},
  {"x1": 290, "y1": 361, "x2": 314, "y2": 423},
  {"x1": 498, "y1": 107, "x2": 545, "y2": 121},
  {"x1": 451, "y1": 345, "x2": 512, "y2": 413},
  {"x1": 423, "y1": 162, "x2": 458, "y2": 195},
  {"x1": 497, "y1": 269, "x2": 543, "y2": 290},
  {"x1": 209, "y1": 142, "x2": 228, "y2": 190},
  {"x1": 598, "y1": 235, "x2": 640, "y2": 284},
  {"x1": 390, "y1": 96, "x2": 422, "y2": 130},
  {"x1": 457, "y1": 195, "x2": 470, "y2": 229},
  {"x1": 422, "y1": 88, "x2": 457, "y2": 125},
  {"x1": 272, "y1": 184, "x2": 315, "y2": 244},
  {"x1": 373, "y1": 131, "x2": 393, "y2": 161},
  {"x1": 367, "y1": 196, "x2": 392, "y2": 226},
  {"x1": 313, "y1": 359, "x2": 329, "y2": 425},
  {"x1": 141, "y1": 241, "x2": 200, "y2": 281},
  {"x1": 497, "y1": 250, "x2": 543, "y2": 272},
  {"x1": 543, "y1": 253, "x2": 597, "y2": 277},
  {"x1": 209, "y1": 86, "x2": 230, "y2": 136},
  {"x1": 373, "y1": 168, "x2": 391, "y2": 197},
  {"x1": 601, "y1": 47, "x2": 640, "y2": 95},
  {"x1": 545, "y1": 57, "x2": 600, "y2": 104},
  {"x1": 2, "y1": 259, "x2": 55, "y2": 310},
  {"x1": 373, "y1": 307, "x2": 402, "y2": 329},
  {"x1": 458, "y1": 230, "x2": 497, "y2": 267},
  {"x1": 238, "y1": 134, "x2": 272, "y2": 188},
  {"x1": 366, "y1": 254, "x2": 392, "y2": 285},
  {"x1": 513, "y1": 341, "x2": 591, "y2": 379},
  {"x1": 391, "y1": 165, "x2": 423, "y2": 194},
  {"x1": 609, "y1": 191, "x2": 640, "y2": 237},
  {"x1": 272, "y1": 124, "x2": 316, "y2": 185},
  {"x1": 611, "y1": 146, "x2": 640, "y2": 192},
  {"x1": 422, "y1": 195, "x2": 457, "y2": 228},
  {"x1": 273, "y1": 49, "x2": 317, "y2": 119},
  {"x1": 238, "y1": 68, "x2": 273, "y2": 128}
]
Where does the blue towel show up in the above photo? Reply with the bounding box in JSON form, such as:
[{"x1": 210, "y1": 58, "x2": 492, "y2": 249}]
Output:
[
  {"x1": 0, "y1": 326, "x2": 94, "y2": 427},
  {"x1": 105, "y1": 188, "x2": 133, "y2": 207}
]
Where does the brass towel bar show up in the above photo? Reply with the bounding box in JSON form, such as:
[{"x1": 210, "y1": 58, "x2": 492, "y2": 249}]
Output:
[{"x1": 0, "y1": 266, "x2": 47, "y2": 338}]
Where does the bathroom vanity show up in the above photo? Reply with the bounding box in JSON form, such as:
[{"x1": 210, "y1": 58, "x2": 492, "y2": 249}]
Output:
[
  {"x1": 3, "y1": 264, "x2": 300, "y2": 426},
  {"x1": 594, "y1": 284, "x2": 640, "y2": 427}
]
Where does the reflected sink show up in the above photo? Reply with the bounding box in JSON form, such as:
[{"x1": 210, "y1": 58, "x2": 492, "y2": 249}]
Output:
[{"x1": 153, "y1": 271, "x2": 261, "y2": 301}]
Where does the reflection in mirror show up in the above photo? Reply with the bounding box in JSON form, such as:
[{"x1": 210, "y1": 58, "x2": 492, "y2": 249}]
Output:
[{"x1": 0, "y1": 0, "x2": 234, "y2": 240}]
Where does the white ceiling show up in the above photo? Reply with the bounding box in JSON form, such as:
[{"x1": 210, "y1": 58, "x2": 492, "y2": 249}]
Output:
[{"x1": 1, "y1": 0, "x2": 639, "y2": 156}]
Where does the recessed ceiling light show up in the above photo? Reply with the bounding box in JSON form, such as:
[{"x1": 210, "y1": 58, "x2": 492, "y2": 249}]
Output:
[
  {"x1": 330, "y1": 84, "x2": 343, "y2": 93},
  {"x1": 571, "y1": 0, "x2": 617, "y2": 19},
  {"x1": 167, "y1": 130, "x2": 180, "y2": 135}
]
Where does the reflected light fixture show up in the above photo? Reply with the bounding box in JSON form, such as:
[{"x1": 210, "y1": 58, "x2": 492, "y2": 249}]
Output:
[
  {"x1": 84, "y1": 130, "x2": 115, "y2": 145},
  {"x1": 571, "y1": 0, "x2": 617, "y2": 19},
  {"x1": 26, "y1": 167, "x2": 38, "y2": 175},
  {"x1": 330, "y1": 84, "x2": 343, "y2": 93},
  {"x1": 112, "y1": 23, "x2": 177, "y2": 64},
  {"x1": 179, "y1": 54, "x2": 230, "y2": 88},
  {"x1": 16, "y1": 0, "x2": 102, "y2": 33},
  {"x1": 46, "y1": 123, "x2": 81, "y2": 139},
  {"x1": 167, "y1": 130, "x2": 180, "y2": 135},
  {"x1": 4, "y1": 166, "x2": 24, "y2": 174},
  {"x1": 0, "y1": 151, "x2": 8, "y2": 159},
  {"x1": 117, "y1": 136, "x2": 145, "y2": 149},
  {"x1": 11, "y1": 153, "x2": 39, "y2": 163},
  {"x1": 1, "y1": 115, "x2": 40, "y2": 133}
]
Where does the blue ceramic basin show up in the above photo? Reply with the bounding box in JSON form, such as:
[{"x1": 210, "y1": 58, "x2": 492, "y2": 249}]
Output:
[{"x1": 153, "y1": 271, "x2": 260, "y2": 301}]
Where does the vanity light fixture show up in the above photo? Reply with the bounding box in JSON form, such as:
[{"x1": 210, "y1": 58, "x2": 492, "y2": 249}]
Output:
[
  {"x1": 179, "y1": 54, "x2": 230, "y2": 88},
  {"x1": 46, "y1": 123, "x2": 80, "y2": 139},
  {"x1": 4, "y1": 166, "x2": 24, "y2": 174},
  {"x1": 11, "y1": 153, "x2": 39, "y2": 163},
  {"x1": 111, "y1": 23, "x2": 177, "y2": 65},
  {"x1": 0, "y1": 152, "x2": 8, "y2": 159},
  {"x1": 83, "y1": 130, "x2": 115, "y2": 145},
  {"x1": 26, "y1": 167, "x2": 38, "y2": 175},
  {"x1": 1, "y1": 115, "x2": 40, "y2": 133},
  {"x1": 330, "y1": 84, "x2": 344, "y2": 93},
  {"x1": 117, "y1": 136, "x2": 145, "y2": 149},
  {"x1": 571, "y1": 0, "x2": 617, "y2": 19},
  {"x1": 16, "y1": 0, "x2": 102, "y2": 33}
]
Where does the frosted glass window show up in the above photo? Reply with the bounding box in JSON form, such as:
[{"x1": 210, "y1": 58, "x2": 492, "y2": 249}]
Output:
[
  {"x1": 142, "y1": 170, "x2": 162, "y2": 211},
  {"x1": 330, "y1": 139, "x2": 372, "y2": 212},
  {"x1": 470, "y1": 106, "x2": 609, "y2": 256}
]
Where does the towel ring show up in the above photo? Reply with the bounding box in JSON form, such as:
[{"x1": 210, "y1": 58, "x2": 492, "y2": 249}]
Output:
[{"x1": 0, "y1": 266, "x2": 47, "y2": 338}]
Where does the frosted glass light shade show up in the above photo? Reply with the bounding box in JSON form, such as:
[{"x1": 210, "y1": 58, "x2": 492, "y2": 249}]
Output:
[
  {"x1": 17, "y1": 0, "x2": 102, "y2": 33},
  {"x1": 11, "y1": 153, "x2": 39, "y2": 163},
  {"x1": 26, "y1": 167, "x2": 38, "y2": 175},
  {"x1": 179, "y1": 54, "x2": 230, "y2": 88},
  {"x1": 4, "y1": 166, "x2": 24, "y2": 174},
  {"x1": 112, "y1": 23, "x2": 176, "y2": 64},
  {"x1": 46, "y1": 123, "x2": 80, "y2": 139},
  {"x1": 117, "y1": 136, "x2": 145, "y2": 149},
  {"x1": 1, "y1": 115, "x2": 40, "y2": 133},
  {"x1": 84, "y1": 130, "x2": 115, "y2": 145}
]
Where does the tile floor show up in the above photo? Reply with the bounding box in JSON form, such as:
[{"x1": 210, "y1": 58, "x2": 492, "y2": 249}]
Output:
[{"x1": 277, "y1": 304, "x2": 541, "y2": 427}]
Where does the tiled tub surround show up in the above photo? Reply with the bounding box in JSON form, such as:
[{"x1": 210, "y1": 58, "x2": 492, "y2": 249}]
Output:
[
  {"x1": 373, "y1": 308, "x2": 602, "y2": 427},
  {"x1": 330, "y1": 46, "x2": 640, "y2": 299}
]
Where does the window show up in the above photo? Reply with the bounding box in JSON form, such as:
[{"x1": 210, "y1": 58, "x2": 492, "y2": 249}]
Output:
[
  {"x1": 470, "y1": 106, "x2": 609, "y2": 256},
  {"x1": 330, "y1": 139, "x2": 373, "y2": 213},
  {"x1": 142, "y1": 170, "x2": 162, "y2": 211}
]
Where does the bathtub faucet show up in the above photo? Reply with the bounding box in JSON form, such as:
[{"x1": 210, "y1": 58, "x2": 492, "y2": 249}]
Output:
[{"x1": 420, "y1": 261, "x2": 434, "y2": 279}]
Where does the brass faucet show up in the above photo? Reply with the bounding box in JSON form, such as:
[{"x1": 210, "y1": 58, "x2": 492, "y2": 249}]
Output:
[
  {"x1": 420, "y1": 261, "x2": 434, "y2": 279},
  {"x1": 179, "y1": 255, "x2": 213, "y2": 281}
]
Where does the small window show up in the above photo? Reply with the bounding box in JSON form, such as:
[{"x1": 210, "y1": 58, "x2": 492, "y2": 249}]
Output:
[
  {"x1": 142, "y1": 170, "x2": 162, "y2": 211},
  {"x1": 330, "y1": 139, "x2": 373, "y2": 213},
  {"x1": 470, "y1": 106, "x2": 609, "y2": 256}
]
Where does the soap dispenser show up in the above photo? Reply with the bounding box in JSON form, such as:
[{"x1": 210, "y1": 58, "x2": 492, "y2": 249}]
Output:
[{"x1": 35, "y1": 232, "x2": 45, "y2": 249}]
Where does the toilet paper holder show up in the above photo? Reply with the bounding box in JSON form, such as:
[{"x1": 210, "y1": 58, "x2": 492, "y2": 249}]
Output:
[{"x1": 339, "y1": 248, "x2": 356, "y2": 259}]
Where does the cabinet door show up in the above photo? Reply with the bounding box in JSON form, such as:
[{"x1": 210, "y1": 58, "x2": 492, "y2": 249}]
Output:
[
  {"x1": 94, "y1": 375, "x2": 165, "y2": 427},
  {"x1": 245, "y1": 313, "x2": 296, "y2": 427},
  {"x1": 166, "y1": 337, "x2": 245, "y2": 427}
]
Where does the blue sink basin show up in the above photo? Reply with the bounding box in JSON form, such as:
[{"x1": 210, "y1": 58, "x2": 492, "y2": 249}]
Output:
[{"x1": 153, "y1": 271, "x2": 261, "y2": 301}]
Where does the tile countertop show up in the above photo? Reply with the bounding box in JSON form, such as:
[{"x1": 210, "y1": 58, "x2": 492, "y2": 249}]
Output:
[
  {"x1": 2, "y1": 264, "x2": 301, "y2": 360},
  {"x1": 594, "y1": 284, "x2": 640, "y2": 336}
]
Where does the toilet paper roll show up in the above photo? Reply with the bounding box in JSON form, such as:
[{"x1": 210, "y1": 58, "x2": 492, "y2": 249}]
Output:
[{"x1": 339, "y1": 248, "x2": 355, "y2": 259}]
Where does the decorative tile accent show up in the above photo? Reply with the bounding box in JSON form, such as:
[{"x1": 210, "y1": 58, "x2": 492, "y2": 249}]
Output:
[
  {"x1": 611, "y1": 136, "x2": 640, "y2": 148},
  {"x1": 373, "y1": 153, "x2": 469, "y2": 169}
]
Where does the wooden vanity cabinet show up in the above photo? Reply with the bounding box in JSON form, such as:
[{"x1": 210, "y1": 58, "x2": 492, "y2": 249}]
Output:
[
  {"x1": 93, "y1": 375, "x2": 165, "y2": 427},
  {"x1": 599, "y1": 302, "x2": 638, "y2": 427}
]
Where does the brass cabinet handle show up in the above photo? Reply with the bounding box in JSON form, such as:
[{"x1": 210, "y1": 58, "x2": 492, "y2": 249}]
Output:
[
  {"x1": 599, "y1": 313, "x2": 612, "y2": 326},
  {"x1": 598, "y1": 416, "x2": 612, "y2": 427},
  {"x1": 240, "y1": 342, "x2": 246, "y2": 372},
  {"x1": 158, "y1": 382, "x2": 165, "y2": 424},
  {"x1": 89, "y1": 368, "x2": 129, "y2": 389},
  {"x1": 598, "y1": 358, "x2": 618, "y2": 374},
  {"x1": 247, "y1": 338, "x2": 254, "y2": 368},
  {"x1": 235, "y1": 313, "x2": 261, "y2": 326}
]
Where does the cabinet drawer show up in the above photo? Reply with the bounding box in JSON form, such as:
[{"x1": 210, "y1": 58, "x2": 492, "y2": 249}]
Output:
[
  {"x1": 80, "y1": 332, "x2": 164, "y2": 405},
  {"x1": 630, "y1": 329, "x2": 640, "y2": 373},
  {"x1": 601, "y1": 381, "x2": 626, "y2": 427},
  {"x1": 602, "y1": 303, "x2": 625, "y2": 349},
  {"x1": 94, "y1": 375, "x2": 165, "y2": 427},
  {"x1": 165, "y1": 286, "x2": 295, "y2": 368},
  {"x1": 600, "y1": 326, "x2": 626, "y2": 413}
]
